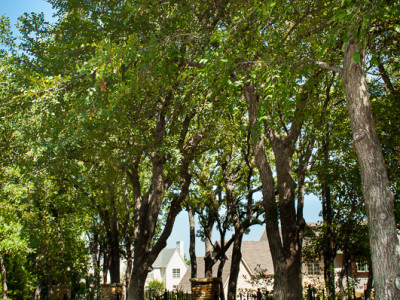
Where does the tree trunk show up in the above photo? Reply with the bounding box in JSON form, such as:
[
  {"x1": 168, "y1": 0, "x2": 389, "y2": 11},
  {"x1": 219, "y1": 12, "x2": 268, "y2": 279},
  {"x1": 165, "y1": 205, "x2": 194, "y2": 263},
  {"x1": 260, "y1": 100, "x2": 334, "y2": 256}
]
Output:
[
  {"x1": 109, "y1": 203, "x2": 120, "y2": 284},
  {"x1": 226, "y1": 229, "x2": 243, "y2": 300},
  {"x1": 124, "y1": 225, "x2": 133, "y2": 300},
  {"x1": 47, "y1": 278, "x2": 53, "y2": 299},
  {"x1": 204, "y1": 238, "x2": 214, "y2": 277},
  {"x1": 343, "y1": 37, "x2": 400, "y2": 299},
  {"x1": 127, "y1": 259, "x2": 148, "y2": 300},
  {"x1": 217, "y1": 258, "x2": 226, "y2": 300},
  {"x1": 244, "y1": 82, "x2": 304, "y2": 300},
  {"x1": 365, "y1": 260, "x2": 373, "y2": 300},
  {"x1": 123, "y1": 178, "x2": 133, "y2": 299},
  {"x1": 321, "y1": 133, "x2": 336, "y2": 300},
  {"x1": 103, "y1": 249, "x2": 110, "y2": 284},
  {"x1": 188, "y1": 206, "x2": 197, "y2": 279},
  {"x1": 89, "y1": 229, "x2": 101, "y2": 293},
  {"x1": 127, "y1": 155, "x2": 192, "y2": 299},
  {"x1": 124, "y1": 253, "x2": 133, "y2": 300},
  {"x1": 204, "y1": 208, "x2": 216, "y2": 277},
  {"x1": 0, "y1": 254, "x2": 7, "y2": 300},
  {"x1": 125, "y1": 91, "x2": 198, "y2": 299}
]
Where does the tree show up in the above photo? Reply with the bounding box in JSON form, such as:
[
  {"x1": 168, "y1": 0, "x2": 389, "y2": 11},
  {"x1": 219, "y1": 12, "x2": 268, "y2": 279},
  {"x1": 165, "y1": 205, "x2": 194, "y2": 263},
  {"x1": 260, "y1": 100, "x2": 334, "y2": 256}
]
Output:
[
  {"x1": 147, "y1": 279, "x2": 165, "y2": 294},
  {"x1": 302, "y1": 1, "x2": 400, "y2": 297},
  {"x1": 252, "y1": 0, "x2": 400, "y2": 297}
]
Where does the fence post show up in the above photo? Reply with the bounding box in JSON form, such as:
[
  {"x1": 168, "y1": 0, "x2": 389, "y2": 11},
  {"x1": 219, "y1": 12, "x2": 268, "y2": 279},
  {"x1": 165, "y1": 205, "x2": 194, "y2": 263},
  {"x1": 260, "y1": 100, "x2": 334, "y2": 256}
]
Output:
[
  {"x1": 307, "y1": 285, "x2": 314, "y2": 300},
  {"x1": 164, "y1": 290, "x2": 168, "y2": 300}
]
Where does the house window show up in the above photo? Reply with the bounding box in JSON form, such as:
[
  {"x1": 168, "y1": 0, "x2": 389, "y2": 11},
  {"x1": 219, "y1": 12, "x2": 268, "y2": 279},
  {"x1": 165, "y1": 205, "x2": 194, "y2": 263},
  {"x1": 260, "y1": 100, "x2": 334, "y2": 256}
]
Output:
[
  {"x1": 172, "y1": 269, "x2": 180, "y2": 278},
  {"x1": 356, "y1": 262, "x2": 368, "y2": 272},
  {"x1": 307, "y1": 261, "x2": 320, "y2": 275}
]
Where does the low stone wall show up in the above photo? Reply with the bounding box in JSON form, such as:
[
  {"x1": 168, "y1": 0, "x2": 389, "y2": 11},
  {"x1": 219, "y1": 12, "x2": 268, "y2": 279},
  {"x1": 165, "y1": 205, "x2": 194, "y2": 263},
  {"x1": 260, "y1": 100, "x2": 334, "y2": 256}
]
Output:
[
  {"x1": 100, "y1": 283, "x2": 124, "y2": 300},
  {"x1": 190, "y1": 277, "x2": 221, "y2": 300},
  {"x1": 51, "y1": 286, "x2": 70, "y2": 300}
]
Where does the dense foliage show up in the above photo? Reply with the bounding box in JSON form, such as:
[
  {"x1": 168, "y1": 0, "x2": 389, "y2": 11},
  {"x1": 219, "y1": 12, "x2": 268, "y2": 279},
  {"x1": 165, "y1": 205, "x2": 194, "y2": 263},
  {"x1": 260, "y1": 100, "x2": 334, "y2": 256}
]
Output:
[{"x1": 0, "y1": 0, "x2": 399, "y2": 299}]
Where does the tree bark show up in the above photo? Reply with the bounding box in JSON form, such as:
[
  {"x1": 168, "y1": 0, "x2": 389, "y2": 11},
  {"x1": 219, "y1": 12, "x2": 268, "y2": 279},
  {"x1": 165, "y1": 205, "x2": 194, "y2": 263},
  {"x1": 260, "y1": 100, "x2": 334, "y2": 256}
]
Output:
[
  {"x1": 188, "y1": 206, "x2": 197, "y2": 279},
  {"x1": 365, "y1": 260, "x2": 373, "y2": 300},
  {"x1": 88, "y1": 228, "x2": 101, "y2": 293},
  {"x1": 122, "y1": 177, "x2": 133, "y2": 300},
  {"x1": 321, "y1": 133, "x2": 336, "y2": 300},
  {"x1": 109, "y1": 197, "x2": 120, "y2": 284},
  {"x1": 343, "y1": 37, "x2": 400, "y2": 299},
  {"x1": 102, "y1": 246, "x2": 111, "y2": 284},
  {"x1": 227, "y1": 228, "x2": 244, "y2": 300},
  {"x1": 204, "y1": 216, "x2": 215, "y2": 278},
  {"x1": 217, "y1": 257, "x2": 226, "y2": 300},
  {"x1": 124, "y1": 249, "x2": 133, "y2": 300},
  {"x1": 377, "y1": 59, "x2": 396, "y2": 95},
  {"x1": 127, "y1": 263, "x2": 148, "y2": 300},
  {"x1": 0, "y1": 253, "x2": 7, "y2": 300}
]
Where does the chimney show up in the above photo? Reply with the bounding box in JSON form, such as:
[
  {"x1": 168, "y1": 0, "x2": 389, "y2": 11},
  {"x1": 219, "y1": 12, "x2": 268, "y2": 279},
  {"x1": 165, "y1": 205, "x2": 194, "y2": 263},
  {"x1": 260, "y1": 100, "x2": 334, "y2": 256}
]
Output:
[{"x1": 176, "y1": 241, "x2": 184, "y2": 257}]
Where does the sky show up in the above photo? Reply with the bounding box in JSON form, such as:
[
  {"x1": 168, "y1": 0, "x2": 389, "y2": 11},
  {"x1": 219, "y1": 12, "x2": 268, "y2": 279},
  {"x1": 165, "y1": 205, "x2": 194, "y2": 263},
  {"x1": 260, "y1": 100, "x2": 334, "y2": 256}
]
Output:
[
  {"x1": 0, "y1": 0, "x2": 56, "y2": 27},
  {"x1": 1, "y1": 0, "x2": 323, "y2": 258}
]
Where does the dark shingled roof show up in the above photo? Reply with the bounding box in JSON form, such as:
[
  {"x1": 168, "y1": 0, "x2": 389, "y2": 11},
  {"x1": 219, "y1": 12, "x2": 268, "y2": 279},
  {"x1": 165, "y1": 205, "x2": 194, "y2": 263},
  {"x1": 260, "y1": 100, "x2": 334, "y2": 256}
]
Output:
[{"x1": 177, "y1": 236, "x2": 274, "y2": 293}]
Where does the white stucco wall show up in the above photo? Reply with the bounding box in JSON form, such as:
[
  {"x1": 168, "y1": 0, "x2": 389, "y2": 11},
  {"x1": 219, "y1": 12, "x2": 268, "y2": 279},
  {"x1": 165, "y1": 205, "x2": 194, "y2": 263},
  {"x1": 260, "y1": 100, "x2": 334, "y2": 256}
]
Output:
[{"x1": 165, "y1": 250, "x2": 188, "y2": 290}]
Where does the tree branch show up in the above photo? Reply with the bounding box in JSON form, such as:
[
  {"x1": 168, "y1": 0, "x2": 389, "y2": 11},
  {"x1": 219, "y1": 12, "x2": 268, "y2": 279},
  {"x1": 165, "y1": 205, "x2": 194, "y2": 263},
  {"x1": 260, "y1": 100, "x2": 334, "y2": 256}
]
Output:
[{"x1": 308, "y1": 58, "x2": 343, "y2": 75}]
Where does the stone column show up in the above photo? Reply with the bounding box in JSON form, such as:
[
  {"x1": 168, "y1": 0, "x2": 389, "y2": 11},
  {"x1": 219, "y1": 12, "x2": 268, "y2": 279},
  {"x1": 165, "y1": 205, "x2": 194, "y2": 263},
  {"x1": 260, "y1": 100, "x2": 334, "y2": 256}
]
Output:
[
  {"x1": 190, "y1": 278, "x2": 221, "y2": 300},
  {"x1": 100, "y1": 283, "x2": 124, "y2": 300},
  {"x1": 51, "y1": 286, "x2": 70, "y2": 300}
]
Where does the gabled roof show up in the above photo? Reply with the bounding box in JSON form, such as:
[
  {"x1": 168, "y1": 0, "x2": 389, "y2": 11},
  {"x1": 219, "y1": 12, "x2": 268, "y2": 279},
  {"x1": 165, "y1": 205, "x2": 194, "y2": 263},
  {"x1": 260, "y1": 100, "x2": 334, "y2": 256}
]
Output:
[
  {"x1": 241, "y1": 240, "x2": 273, "y2": 275},
  {"x1": 153, "y1": 248, "x2": 177, "y2": 268},
  {"x1": 177, "y1": 238, "x2": 274, "y2": 293}
]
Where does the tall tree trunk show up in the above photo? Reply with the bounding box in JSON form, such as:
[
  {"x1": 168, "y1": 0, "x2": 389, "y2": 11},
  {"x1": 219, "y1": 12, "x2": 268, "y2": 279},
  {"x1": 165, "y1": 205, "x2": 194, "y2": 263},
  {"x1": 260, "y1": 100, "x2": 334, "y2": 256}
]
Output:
[
  {"x1": 124, "y1": 224, "x2": 133, "y2": 299},
  {"x1": 89, "y1": 229, "x2": 101, "y2": 293},
  {"x1": 321, "y1": 133, "x2": 336, "y2": 300},
  {"x1": 127, "y1": 259, "x2": 148, "y2": 300},
  {"x1": 343, "y1": 37, "x2": 400, "y2": 299},
  {"x1": 0, "y1": 254, "x2": 7, "y2": 300},
  {"x1": 103, "y1": 249, "x2": 110, "y2": 284},
  {"x1": 126, "y1": 93, "x2": 198, "y2": 299},
  {"x1": 217, "y1": 258, "x2": 226, "y2": 300},
  {"x1": 204, "y1": 235, "x2": 214, "y2": 277},
  {"x1": 204, "y1": 207, "x2": 216, "y2": 277},
  {"x1": 188, "y1": 206, "x2": 197, "y2": 279},
  {"x1": 109, "y1": 191, "x2": 120, "y2": 284},
  {"x1": 123, "y1": 178, "x2": 133, "y2": 299},
  {"x1": 124, "y1": 249, "x2": 133, "y2": 300},
  {"x1": 226, "y1": 228, "x2": 244, "y2": 300},
  {"x1": 127, "y1": 158, "x2": 167, "y2": 300},
  {"x1": 109, "y1": 242, "x2": 120, "y2": 284},
  {"x1": 127, "y1": 155, "x2": 192, "y2": 300},
  {"x1": 47, "y1": 277, "x2": 53, "y2": 299},
  {"x1": 244, "y1": 82, "x2": 304, "y2": 300},
  {"x1": 365, "y1": 260, "x2": 373, "y2": 300}
]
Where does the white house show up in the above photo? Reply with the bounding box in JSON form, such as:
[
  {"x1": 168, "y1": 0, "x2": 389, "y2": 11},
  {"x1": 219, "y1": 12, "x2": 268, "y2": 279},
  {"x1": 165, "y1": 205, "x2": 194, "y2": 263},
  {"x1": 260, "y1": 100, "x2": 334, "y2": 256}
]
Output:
[{"x1": 146, "y1": 241, "x2": 188, "y2": 291}]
